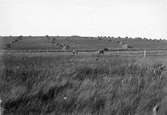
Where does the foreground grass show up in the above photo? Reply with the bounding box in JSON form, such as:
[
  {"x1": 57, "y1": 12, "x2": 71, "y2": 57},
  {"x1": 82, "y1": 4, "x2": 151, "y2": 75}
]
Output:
[{"x1": 0, "y1": 55, "x2": 167, "y2": 115}]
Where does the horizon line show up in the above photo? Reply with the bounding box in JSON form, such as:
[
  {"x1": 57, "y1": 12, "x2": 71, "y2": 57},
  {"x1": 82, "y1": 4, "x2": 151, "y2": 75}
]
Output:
[{"x1": 0, "y1": 35, "x2": 165, "y2": 40}]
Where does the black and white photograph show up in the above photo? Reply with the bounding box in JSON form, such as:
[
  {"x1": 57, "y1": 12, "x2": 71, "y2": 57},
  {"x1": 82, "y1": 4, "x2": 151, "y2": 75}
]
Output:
[{"x1": 0, "y1": 0, "x2": 167, "y2": 115}]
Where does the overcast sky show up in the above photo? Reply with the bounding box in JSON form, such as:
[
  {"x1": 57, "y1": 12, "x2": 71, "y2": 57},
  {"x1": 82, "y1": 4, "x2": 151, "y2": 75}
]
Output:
[{"x1": 0, "y1": 0, "x2": 167, "y2": 39}]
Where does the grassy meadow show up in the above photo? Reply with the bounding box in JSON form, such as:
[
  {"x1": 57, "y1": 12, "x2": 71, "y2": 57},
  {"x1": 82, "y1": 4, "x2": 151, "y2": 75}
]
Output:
[
  {"x1": 1, "y1": 36, "x2": 167, "y2": 50},
  {"x1": 1, "y1": 54, "x2": 167, "y2": 115}
]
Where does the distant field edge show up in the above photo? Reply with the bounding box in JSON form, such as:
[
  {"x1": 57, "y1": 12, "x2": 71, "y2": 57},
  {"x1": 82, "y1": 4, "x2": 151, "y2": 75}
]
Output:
[{"x1": 1, "y1": 48, "x2": 167, "y2": 53}]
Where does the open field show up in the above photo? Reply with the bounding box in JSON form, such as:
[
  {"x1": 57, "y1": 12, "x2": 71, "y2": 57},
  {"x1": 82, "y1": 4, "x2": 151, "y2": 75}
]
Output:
[
  {"x1": 1, "y1": 36, "x2": 167, "y2": 115},
  {"x1": 1, "y1": 36, "x2": 167, "y2": 50},
  {"x1": 1, "y1": 49, "x2": 167, "y2": 59},
  {"x1": 1, "y1": 53, "x2": 167, "y2": 115}
]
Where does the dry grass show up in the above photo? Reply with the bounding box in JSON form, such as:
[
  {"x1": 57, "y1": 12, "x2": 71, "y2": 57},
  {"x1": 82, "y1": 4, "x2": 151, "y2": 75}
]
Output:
[{"x1": 0, "y1": 54, "x2": 167, "y2": 115}]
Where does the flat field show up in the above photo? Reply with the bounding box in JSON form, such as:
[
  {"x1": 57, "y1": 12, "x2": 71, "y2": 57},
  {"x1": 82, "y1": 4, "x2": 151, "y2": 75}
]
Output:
[
  {"x1": 1, "y1": 53, "x2": 167, "y2": 115},
  {"x1": 1, "y1": 36, "x2": 167, "y2": 115},
  {"x1": 1, "y1": 36, "x2": 167, "y2": 50}
]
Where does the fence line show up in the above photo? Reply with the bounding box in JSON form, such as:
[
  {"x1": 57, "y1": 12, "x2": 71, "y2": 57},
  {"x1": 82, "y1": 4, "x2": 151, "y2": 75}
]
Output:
[{"x1": 1, "y1": 49, "x2": 167, "y2": 57}]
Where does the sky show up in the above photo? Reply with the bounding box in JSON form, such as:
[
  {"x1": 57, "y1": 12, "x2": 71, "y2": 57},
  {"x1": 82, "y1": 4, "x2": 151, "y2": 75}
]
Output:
[{"x1": 0, "y1": 0, "x2": 167, "y2": 39}]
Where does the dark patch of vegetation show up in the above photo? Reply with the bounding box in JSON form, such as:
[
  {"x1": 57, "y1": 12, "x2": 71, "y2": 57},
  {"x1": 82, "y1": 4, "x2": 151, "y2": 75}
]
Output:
[{"x1": 103, "y1": 48, "x2": 109, "y2": 51}]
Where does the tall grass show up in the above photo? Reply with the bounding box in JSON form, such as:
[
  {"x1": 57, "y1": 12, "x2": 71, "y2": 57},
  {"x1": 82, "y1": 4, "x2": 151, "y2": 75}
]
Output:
[{"x1": 0, "y1": 55, "x2": 167, "y2": 115}]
